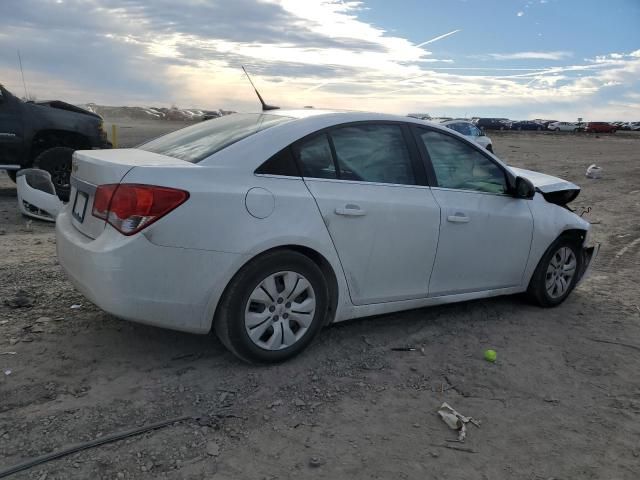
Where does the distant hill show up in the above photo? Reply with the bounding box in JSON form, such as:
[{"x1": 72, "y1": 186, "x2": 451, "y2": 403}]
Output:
[{"x1": 80, "y1": 104, "x2": 235, "y2": 122}]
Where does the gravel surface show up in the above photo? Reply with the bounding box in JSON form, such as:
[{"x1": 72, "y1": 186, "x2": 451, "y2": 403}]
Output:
[{"x1": 1, "y1": 130, "x2": 639, "y2": 479}]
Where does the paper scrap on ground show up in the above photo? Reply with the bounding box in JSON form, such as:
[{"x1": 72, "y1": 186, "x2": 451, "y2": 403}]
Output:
[{"x1": 437, "y1": 402, "x2": 480, "y2": 442}]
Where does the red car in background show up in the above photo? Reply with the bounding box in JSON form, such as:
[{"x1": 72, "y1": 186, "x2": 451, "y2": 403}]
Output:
[{"x1": 585, "y1": 122, "x2": 617, "y2": 133}]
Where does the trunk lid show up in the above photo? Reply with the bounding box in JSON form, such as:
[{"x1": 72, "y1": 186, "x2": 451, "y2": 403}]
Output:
[
  {"x1": 509, "y1": 167, "x2": 580, "y2": 206},
  {"x1": 69, "y1": 149, "x2": 193, "y2": 239}
]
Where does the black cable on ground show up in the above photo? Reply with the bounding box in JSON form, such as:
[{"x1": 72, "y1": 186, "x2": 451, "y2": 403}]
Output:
[{"x1": 0, "y1": 415, "x2": 191, "y2": 478}]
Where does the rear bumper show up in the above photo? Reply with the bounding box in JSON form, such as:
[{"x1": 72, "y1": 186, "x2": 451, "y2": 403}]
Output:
[{"x1": 55, "y1": 210, "x2": 242, "y2": 334}]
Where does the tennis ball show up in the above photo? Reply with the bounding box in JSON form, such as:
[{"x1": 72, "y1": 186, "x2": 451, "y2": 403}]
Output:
[{"x1": 484, "y1": 349, "x2": 497, "y2": 362}]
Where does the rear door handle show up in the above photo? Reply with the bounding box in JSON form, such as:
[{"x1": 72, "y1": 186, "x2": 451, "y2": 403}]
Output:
[
  {"x1": 335, "y1": 204, "x2": 367, "y2": 216},
  {"x1": 447, "y1": 213, "x2": 470, "y2": 223}
]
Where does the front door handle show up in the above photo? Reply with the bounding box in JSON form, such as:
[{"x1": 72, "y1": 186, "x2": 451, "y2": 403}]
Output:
[
  {"x1": 335, "y1": 204, "x2": 367, "y2": 216},
  {"x1": 447, "y1": 213, "x2": 470, "y2": 223}
]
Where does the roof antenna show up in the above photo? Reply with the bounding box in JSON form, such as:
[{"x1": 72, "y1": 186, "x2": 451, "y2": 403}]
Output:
[
  {"x1": 241, "y1": 66, "x2": 279, "y2": 111},
  {"x1": 17, "y1": 50, "x2": 30, "y2": 100}
]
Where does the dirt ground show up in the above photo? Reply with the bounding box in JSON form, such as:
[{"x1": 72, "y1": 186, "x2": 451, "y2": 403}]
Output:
[{"x1": 1, "y1": 129, "x2": 640, "y2": 480}]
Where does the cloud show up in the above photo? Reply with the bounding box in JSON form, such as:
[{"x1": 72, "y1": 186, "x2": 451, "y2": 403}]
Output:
[
  {"x1": 416, "y1": 29, "x2": 461, "y2": 48},
  {"x1": 517, "y1": 11, "x2": 524, "y2": 17},
  {"x1": 0, "y1": 1, "x2": 638, "y2": 120},
  {"x1": 487, "y1": 51, "x2": 573, "y2": 61}
]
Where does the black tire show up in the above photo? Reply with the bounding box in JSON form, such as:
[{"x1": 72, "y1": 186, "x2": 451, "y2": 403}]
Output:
[
  {"x1": 555, "y1": 128, "x2": 561, "y2": 132},
  {"x1": 214, "y1": 250, "x2": 329, "y2": 363},
  {"x1": 33, "y1": 146, "x2": 74, "y2": 201},
  {"x1": 527, "y1": 236, "x2": 584, "y2": 307},
  {"x1": 537, "y1": 126, "x2": 542, "y2": 131},
  {"x1": 486, "y1": 144, "x2": 493, "y2": 153}
]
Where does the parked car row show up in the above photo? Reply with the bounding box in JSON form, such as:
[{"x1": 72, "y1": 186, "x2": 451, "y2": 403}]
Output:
[{"x1": 467, "y1": 117, "x2": 635, "y2": 134}]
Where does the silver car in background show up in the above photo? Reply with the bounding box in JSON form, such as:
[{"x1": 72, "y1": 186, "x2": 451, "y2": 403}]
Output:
[{"x1": 439, "y1": 119, "x2": 494, "y2": 152}]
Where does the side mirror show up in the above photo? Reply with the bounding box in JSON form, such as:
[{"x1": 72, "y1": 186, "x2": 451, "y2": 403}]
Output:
[{"x1": 514, "y1": 176, "x2": 535, "y2": 199}]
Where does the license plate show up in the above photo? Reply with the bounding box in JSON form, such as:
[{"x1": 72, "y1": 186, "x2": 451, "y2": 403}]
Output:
[{"x1": 72, "y1": 191, "x2": 88, "y2": 222}]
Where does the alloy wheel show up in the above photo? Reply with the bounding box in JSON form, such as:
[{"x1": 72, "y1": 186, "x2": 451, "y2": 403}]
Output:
[
  {"x1": 545, "y1": 247, "x2": 577, "y2": 298},
  {"x1": 244, "y1": 271, "x2": 316, "y2": 350}
]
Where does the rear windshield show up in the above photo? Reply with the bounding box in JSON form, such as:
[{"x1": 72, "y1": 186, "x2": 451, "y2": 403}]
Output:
[{"x1": 139, "y1": 113, "x2": 293, "y2": 163}]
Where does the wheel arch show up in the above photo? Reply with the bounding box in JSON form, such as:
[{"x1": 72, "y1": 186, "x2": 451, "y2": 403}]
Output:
[
  {"x1": 29, "y1": 129, "x2": 91, "y2": 162},
  {"x1": 208, "y1": 244, "x2": 341, "y2": 332},
  {"x1": 558, "y1": 228, "x2": 588, "y2": 246}
]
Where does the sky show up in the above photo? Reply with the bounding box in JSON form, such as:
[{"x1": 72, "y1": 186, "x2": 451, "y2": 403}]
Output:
[{"x1": 1, "y1": 0, "x2": 639, "y2": 120}]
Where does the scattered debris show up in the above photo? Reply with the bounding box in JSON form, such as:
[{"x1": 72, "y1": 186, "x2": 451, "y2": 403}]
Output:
[
  {"x1": 586, "y1": 337, "x2": 640, "y2": 353},
  {"x1": 483, "y1": 349, "x2": 497, "y2": 363},
  {"x1": 308, "y1": 456, "x2": 325, "y2": 468},
  {"x1": 3, "y1": 369, "x2": 12, "y2": 376},
  {"x1": 0, "y1": 352, "x2": 17, "y2": 356},
  {"x1": 0, "y1": 416, "x2": 190, "y2": 478},
  {"x1": 70, "y1": 304, "x2": 82, "y2": 310},
  {"x1": 391, "y1": 347, "x2": 416, "y2": 352},
  {"x1": 585, "y1": 164, "x2": 602, "y2": 179},
  {"x1": 206, "y1": 441, "x2": 220, "y2": 457},
  {"x1": 437, "y1": 403, "x2": 480, "y2": 442},
  {"x1": 429, "y1": 443, "x2": 477, "y2": 454},
  {"x1": 3, "y1": 290, "x2": 35, "y2": 309},
  {"x1": 294, "y1": 398, "x2": 306, "y2": 407},
  {"x1": 268, "y1": 400, "x2": 283, "y2": 409}
]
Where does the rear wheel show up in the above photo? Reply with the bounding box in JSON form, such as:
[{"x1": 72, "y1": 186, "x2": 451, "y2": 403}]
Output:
[
  {"x1": 555, "y1": 127, "x2": 561, "y2": 132},
  {"x1": 527, "y1": 237, "x2": 583, "y2": 307},
  {"x1": 33, "y1": 147, "x2": 74, "y2": 201},
  {"x1": 214, "y1": 250, "x2": 329, "y2": 363}
]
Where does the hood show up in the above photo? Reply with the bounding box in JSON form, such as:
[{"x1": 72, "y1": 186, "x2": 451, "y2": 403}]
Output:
[
  {"x1": 510, "y1": 167, "x2": 580, "y2": 206},
  {"x1": 33, "y1": 100, "x2": 102, "y2": 119}
]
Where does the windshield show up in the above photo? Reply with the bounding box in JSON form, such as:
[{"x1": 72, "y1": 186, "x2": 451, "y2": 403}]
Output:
[{"x1": 139, "y1": 113, "x2": 293, "y2": 163}]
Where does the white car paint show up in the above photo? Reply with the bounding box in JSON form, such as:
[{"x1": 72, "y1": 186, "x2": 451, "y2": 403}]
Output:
[
  {"x1": 56, "y1": 110, "x2": 595, "y2": 339},
  {"x1": 548, "y1": 122, "x2": 580, "y2": 132},
  {"x1": 440, "y1": 120, "x2": 493, "y2": 151}
]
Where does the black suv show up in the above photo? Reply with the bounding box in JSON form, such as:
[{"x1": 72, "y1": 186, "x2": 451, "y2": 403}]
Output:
[
  {"x1": 473, "y1": 118, "x2": 511, "y2": 130},
  {"x1": 0, "y1": 84, "x2": 111, "y2": 200}
]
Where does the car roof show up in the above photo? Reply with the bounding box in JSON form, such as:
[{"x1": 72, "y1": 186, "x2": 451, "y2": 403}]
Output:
[{"x1": 243, "y1": 108, "x2": 451, "y2": 130}]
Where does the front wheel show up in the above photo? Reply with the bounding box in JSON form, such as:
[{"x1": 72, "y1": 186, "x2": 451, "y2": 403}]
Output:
[
  {"x1": 527, "y1": 237, "x2": 583, "y2": 307},
  {"x1": 214, "y1": 250, "x2": 329, "y2": 363}
]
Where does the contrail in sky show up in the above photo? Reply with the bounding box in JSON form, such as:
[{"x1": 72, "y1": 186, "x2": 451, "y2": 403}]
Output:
[{"x1": 416, "y1": 29, "x2": 461, "y2": 47}]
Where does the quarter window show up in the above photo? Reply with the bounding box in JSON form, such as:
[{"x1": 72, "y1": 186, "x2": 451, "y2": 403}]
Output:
[
  {"x1": 418, "y1": 130, "x2": 507, "y2": 194},
  {"x1": 329, "y1": 124, "x2": 415, "y2": 185}
]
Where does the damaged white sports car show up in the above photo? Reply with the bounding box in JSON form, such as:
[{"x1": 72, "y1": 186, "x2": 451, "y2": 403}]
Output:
[{"x1": 55, "y1": 110, "x2": 598, "y2": 362}]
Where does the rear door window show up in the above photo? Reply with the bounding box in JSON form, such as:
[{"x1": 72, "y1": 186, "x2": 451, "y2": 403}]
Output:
[
  {"x1": 329, "y1": 124, "x2": 416, "y2": 185},
  {"x1": 292, "y1": 133, "x2": 337, "y2": 179}
]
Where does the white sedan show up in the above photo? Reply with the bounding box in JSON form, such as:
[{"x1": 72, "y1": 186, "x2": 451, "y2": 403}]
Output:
[
  {"x1": 439, "y1": 119, "x2": 494, "y2": 152},
  {"x1": 548, "y1": 121, "x2": 581, "y2": 132},
  {"x1": 56, "y1": 110, "x2": 598, "y2": 363}
]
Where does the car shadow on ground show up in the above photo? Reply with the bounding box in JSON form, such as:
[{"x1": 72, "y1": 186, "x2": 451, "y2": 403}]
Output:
[{"x1": 78, "y1": 294, "x2": 530, "y2": 370}]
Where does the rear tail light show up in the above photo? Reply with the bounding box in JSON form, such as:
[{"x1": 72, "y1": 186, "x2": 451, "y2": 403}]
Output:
[{"x1": 92, "y1": 184, "x2": 189, "y2": 235}]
